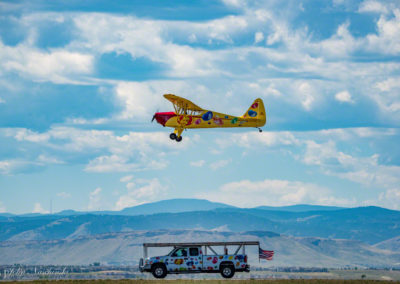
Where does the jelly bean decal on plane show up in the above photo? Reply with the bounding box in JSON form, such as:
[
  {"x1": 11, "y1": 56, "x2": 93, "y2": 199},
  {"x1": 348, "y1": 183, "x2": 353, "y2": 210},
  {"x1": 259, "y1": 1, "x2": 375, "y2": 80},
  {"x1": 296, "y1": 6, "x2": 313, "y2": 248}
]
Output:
[
  {"x1": 202, "y1": 111, "x2": 213, "y2": 121},
  {"x1": 248, "y1": 110, "x2": 257, "y2": 117}
]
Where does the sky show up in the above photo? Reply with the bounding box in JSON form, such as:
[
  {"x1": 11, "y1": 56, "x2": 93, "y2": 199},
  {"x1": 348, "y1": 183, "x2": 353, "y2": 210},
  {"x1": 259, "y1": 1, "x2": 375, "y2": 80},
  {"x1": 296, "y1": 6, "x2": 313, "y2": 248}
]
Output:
[{"x1": 0, "y1": 0, "x2": 400, "y2": 214}]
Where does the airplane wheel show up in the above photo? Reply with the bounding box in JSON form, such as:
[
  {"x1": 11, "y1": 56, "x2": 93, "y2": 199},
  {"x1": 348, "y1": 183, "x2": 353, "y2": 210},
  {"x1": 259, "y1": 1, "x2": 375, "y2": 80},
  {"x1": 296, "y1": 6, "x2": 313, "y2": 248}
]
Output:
[
  {"x1": 170, "y1": 133, "x2": 177, "y2": 140},
  {"x1": 176, "y1": 136, "x2": 182, "y2": 142},
  {"x1": 259, "y1": 129, "x2": 262, "y2": 133}
]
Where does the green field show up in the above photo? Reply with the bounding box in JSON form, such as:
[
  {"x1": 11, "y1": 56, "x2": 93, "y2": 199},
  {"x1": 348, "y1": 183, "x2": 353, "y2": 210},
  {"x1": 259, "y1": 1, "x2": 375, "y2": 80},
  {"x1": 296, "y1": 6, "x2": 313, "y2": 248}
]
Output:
[{"x1": 1, "y1": 280, "x2": 400, "y2": 284}]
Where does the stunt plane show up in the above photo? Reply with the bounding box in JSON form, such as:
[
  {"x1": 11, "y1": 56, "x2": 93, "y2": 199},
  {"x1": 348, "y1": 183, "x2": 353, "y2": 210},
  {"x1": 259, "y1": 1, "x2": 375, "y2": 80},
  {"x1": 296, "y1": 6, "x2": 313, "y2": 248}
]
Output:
[{"x1": 152, "y1": 94, "x2": 266, "y2": 142}]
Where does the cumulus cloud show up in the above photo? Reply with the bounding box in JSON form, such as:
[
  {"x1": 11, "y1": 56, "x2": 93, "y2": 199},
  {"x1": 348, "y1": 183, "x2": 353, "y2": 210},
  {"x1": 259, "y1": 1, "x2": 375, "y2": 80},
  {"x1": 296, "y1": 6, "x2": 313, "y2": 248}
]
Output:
[
  {"x1": 7, "y1": 126, "x2": 194, "y2": 173},
  {"x1": 0, "y1": 41, "x2": 94, "y2": 84},
  {"x1": 57, "y1": 192, "x2": 71, "y2": 199},
  {"x1": 210, "y1": 159, "x2": 231, "y2": 170},
  {"x1": 216, "y1": 131, "x2": 299, "y2": 149},
  {"x1": 33, "y1": 202, "x2": 49, "y2": 214},
  {"x1": 213, "y1": 128, "x2": 400, "y2": 209},
  {"x1": 0, "y1": 201, "x2": 6, "y2": 213},
  {"x1": 0, "y1": 159, "x2": 42, "y2": 175},
  {"x1": 335, "y1": 90, "x2": 354, "y2": 103},
  {"x1": 197, "y1": 179, "x2": 353, "y2": 208},
  {"x1": 115, "y1": 178, "x2": 166, "y2": 210},
  {"x1": 303, "y1": 139, "x2": 400, "y2": 195},
  {"x1": 87, "y1": 187, "x2": 102, "y2": 211},
  {"x1": 190, "y1": 160, "x2": 205, "y2": 167},
  {"x1": 1, "y1": 7, "x2": 399, "y2": 125},
  {"x1": 120, "y1": 175, "x2": 134, "y2": 183},
  {"x1": 358, "y1": 1, "x2": 389, "y2": 15},
  {"x1": 254, "y1": 31, "x2": 264, "y2": 43},
  {"x1": 379, "y1": 188, "x2": 400, "y2": 210}
]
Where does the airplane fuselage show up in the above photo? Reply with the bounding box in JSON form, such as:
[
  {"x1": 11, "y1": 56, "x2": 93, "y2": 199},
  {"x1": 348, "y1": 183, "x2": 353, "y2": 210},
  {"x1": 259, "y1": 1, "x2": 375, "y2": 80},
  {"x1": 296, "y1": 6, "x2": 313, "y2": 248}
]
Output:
[{"x1": 153, "y1": 110, "x2": 265, "y2": 129}]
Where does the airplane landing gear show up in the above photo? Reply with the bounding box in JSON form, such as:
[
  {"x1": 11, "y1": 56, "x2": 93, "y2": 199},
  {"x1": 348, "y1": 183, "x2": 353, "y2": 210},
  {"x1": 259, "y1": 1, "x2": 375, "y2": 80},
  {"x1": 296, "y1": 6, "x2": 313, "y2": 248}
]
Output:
[
  {"x1": 257, "y1": 127, "x2": 262, "y2": 133},
  {"x1": 170, "y1": 133, "x2": 183, "y2": 142}
]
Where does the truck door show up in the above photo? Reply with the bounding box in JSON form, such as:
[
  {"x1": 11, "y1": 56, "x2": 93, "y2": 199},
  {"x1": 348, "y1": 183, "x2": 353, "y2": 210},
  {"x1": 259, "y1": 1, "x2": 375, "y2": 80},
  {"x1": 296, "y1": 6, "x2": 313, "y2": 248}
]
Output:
[
  {"x1": 167, "y1": 248, "x2": 188, "y2": 272},
  {"x1": 188, "y1": 247, "x2": 202, "y2": 271}
]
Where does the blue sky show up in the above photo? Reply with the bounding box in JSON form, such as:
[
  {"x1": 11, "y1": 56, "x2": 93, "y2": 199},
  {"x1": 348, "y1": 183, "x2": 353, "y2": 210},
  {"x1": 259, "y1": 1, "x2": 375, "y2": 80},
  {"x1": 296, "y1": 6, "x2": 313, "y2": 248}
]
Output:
[{"x1": 1, "y1": 0, "x2": 400, "y2": 214}]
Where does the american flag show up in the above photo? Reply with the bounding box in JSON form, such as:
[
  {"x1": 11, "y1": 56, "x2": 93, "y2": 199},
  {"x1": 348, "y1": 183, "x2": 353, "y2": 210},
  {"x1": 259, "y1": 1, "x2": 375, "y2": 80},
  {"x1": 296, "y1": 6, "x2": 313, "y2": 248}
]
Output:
[{"x1": 259, "y1": 247, "x2": 274, "y2": 260}]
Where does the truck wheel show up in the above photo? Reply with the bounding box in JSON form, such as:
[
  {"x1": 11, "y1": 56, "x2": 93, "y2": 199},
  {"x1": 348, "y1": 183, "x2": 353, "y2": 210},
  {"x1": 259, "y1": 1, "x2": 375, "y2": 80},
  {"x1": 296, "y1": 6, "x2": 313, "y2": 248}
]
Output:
[
  {"x1": 220, "y1": 264, "x2": 235, "y2": 278},
  {"x1": 152, "y1": 264, "x2": 167, "y2": 279}
]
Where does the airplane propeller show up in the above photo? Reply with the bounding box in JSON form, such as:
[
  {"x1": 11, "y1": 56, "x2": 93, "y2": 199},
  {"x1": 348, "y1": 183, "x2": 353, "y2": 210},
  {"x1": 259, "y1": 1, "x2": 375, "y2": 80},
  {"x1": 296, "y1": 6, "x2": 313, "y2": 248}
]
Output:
[{"x1": 151, "y1": 109, "x2": 159, "y2": 123}]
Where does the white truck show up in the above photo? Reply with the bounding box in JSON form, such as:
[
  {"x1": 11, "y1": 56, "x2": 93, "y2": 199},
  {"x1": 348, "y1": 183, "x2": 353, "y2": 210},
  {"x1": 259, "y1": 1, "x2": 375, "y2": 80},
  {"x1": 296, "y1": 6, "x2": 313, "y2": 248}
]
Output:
[{"x1": 139, "y1": 241, "x2": 259, "y2": 279}]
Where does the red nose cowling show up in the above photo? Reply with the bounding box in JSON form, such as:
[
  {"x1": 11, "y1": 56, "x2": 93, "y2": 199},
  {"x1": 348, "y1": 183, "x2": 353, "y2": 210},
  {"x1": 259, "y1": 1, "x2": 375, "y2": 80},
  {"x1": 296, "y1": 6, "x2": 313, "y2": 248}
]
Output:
[{"x1": 153, "y1": 112, "x2": 176, "y2": 126}]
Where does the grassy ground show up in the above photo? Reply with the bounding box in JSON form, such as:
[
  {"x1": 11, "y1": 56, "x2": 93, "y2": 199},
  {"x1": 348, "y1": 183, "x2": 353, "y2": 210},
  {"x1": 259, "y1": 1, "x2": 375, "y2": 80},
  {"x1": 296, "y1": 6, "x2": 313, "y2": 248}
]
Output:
[{"x1": 1, "y1": 280, "x2": 400, "y2": 284}]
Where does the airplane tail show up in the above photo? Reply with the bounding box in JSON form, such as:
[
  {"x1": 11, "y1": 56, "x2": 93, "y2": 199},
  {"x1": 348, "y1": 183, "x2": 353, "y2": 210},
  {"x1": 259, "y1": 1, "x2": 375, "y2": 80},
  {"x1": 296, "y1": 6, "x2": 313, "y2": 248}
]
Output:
[{"x1": 241, "y1": 98, "x2": 266, "y2": 127}]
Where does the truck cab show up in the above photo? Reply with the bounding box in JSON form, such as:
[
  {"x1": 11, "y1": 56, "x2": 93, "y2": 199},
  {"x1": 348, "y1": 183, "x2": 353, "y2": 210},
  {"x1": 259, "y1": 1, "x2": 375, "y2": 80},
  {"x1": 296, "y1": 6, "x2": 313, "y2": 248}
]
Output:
[{"x1": 139, "y1": 241, "x2": 259, "y2": 279}]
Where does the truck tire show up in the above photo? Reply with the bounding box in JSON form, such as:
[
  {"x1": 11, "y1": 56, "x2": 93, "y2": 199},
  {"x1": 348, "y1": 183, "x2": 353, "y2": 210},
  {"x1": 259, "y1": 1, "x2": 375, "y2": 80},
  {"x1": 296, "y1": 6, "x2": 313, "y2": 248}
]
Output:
[
  {"x1": 152, "y1": 263, "x2": 167, "y2": 279},
  {"x1": 220, "y1": 264, "x2": 235, "y2": 278}
]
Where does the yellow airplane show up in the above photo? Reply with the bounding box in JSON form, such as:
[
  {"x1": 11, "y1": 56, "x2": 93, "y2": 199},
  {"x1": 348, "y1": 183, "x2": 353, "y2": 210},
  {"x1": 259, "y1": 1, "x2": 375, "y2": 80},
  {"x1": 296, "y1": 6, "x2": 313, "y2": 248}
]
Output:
[{"x1": 152, "y1": 94, "x2": 266, "y2": 142}]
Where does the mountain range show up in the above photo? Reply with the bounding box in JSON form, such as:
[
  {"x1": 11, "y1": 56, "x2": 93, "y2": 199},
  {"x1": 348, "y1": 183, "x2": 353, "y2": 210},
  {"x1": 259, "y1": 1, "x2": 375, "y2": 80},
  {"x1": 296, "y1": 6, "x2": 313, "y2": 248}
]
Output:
[
  {"x1": 1, "y1": 199, "x2": 399, "y2": 245},
  {"x1": 1, "y1": 230, "x2": 399, "y2": 268},
  {"x1": 1, "y1": 199, "x2": 399, "y2": 267},
  {"x1": 0, "y1": 199, "x2": 343, "y2": 217}
]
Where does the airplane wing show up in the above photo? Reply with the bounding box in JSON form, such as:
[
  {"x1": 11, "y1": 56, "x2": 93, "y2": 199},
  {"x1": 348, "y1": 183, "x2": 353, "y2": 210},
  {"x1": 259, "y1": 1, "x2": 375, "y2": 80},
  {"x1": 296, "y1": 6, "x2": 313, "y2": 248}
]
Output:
[{"x1": 164, "y1": 94, "x2": 204, "y2": 112}]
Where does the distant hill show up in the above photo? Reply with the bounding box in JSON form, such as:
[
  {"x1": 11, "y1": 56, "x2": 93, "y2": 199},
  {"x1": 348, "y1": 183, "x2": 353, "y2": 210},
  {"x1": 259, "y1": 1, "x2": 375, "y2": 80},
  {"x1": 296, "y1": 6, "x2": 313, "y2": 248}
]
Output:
[
  {"x1": 374, "y1": 236, "x2": 400, "y2": 252},
  {"x1": 118, "y1": 198, "x2": 235, "y2": 215},
  {"x1": 0, "y1": 230, "x2": 399, "y2": 268},
  {"x1": 255, "y1": 204, "x2": 344, "y2": 212},
  {"x1": 1, "y1": 206, "x2": 400, "y2": 245},
  {"x1": 48, "y1": 199, "x2": 235, "y2": 216}
]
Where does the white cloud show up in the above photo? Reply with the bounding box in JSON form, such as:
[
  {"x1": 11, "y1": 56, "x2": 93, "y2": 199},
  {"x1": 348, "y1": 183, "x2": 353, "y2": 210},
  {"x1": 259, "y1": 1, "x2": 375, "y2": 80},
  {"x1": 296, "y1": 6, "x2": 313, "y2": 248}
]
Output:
[
  {"x1": 57, "y1": 192, "x2": 71, "y2": 199},
  {"x1": 220, "y1": 0, "x2": 245, "y2": 8},
  {"x1": 215, "y1": 131, "x2": 299, "y2": 149},
  {"x1": 33, "y1": 202, "x2": 49, "y2": 214},
  {"x1": 213, "y1": 128, "x2": 400, "y2": 209},
  {"x1": 37, "y1": 154, "x2": 64, "y2": 164},
  {"x1": 9, "y1": 126, "x2": 194, "y2": 173},
  {"x1": 379, "y1": 188, "x2": 400, "y2": 210},
  {"x1": 303, "y1": 139, "x2": 400, "y2": 194},
  {"x1": 197, "y1": 179, "x2": 354, "y2": 208},
  {"x1": 210, "y1": 159, "x2": 231, "y2": 170},
  {"x1": 365, "y1": 9, "x2": 400, "y2": 55},
  {"x1": 0, "y1": 41, "x2": 94, "y2": 84},
  {"x1": 298, "y1": 82, "x2": 315, "y2": 110},
  {"x1": 115, "y1": 178, "x2": 166, "y2": 210},
  {"x1": 254, "y1": 31, "x2": 264, "y2": 43},
  {"x1": 0, "y1": 201, "x2": 6, "y2": 213},
  {"x1": 0, "y1": 159, "x2": 42, "y2": 175},
  {"x1": 85, "y1": 155, "x2": 139, "y2": 172},
  {"x1": 88, "y1": 187, "x2": 102, "y2": 211},
  {"x1": 358, "y1": 1, "x2": 389, "y2": 14},
  {"x1": 120, "y1": 175, "x2": 134, "y2": 183},
  {"x1": 1, "y1": 9, "x2": 398, "y2": 124},
  {"x1": 13, "y1": 128, "x2": 50, "y2": 143},
  {"x1": 376, "y1": 77, "x2": 400, "y2": 92},
  {"x1": 190, "y1": 160, "x2": 205, "y2": 167},
  {"x1": 335, "y1": 90, "x2": 354, "y2": 103}
]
